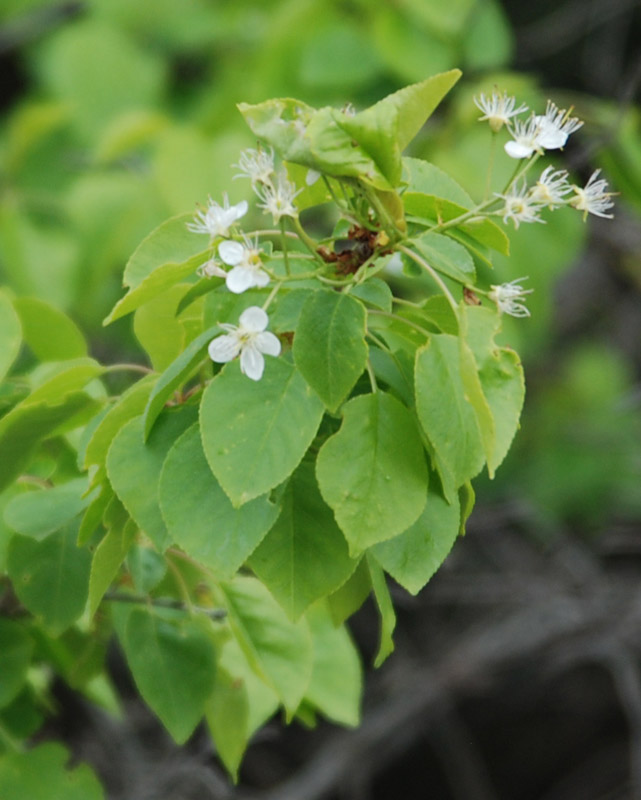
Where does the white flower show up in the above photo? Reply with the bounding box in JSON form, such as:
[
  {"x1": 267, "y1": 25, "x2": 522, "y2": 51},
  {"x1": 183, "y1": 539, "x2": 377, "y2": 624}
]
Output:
[
  {"x1": 496, "y1": 182, "x2": 546, "y2": 229},
  {"x1": 232, "y1": 147, "x2": 275, "y2": 185},
  {"x1": 305, "y1": 169, "x2": 321, "y2": 186},
  {"x1": 533, "y1": 101, "x2": 583, "y2": 150},
  {"x1": 208, "y1": 306, "x2": 281, "y2": 381},
  {"x1": 197, "y1": 257, "x2": 227, "y2": 279},
  {"x1": 489, "y1": 278, "x2": 533, "y2": 318},
  {"x1": 255, "y1": 170, "x2": 301, "y2": 223},
  {"x1": 474, "y1": 91, "x2": 528, "y2": 132},
  {"x1": 503, "y1": 115, "x2": 547, "y2": 159},
  {"x1": 218, "y1": 235, "x2": 270, "y2": 294},
  {"x1": 569, "y1": 169, "x2": 615, "y2": 219},
  {"x1": 527, "y1": 166, "x2": 572, "y2": 207},
  {"x1": 187, "y1": 194, "x2": 248, "y2": 238}
]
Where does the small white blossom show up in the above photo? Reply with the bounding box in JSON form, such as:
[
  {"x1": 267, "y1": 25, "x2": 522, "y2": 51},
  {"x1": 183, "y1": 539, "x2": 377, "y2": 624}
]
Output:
[
  {"x1": 218, "y1": 235, "x2": 270, "y2": 294},
  {"x1": 233, "y1": 147, "x2": 275, "y2": 184},
  {"x1": 208, "y1": 306, "x2": 281, "y2": 381},
  {"x1": 504, "y1": 115, "x2": 546, "y2": 159},
  {"x1": 527, "y1": 166, "x2": 572, "y2": 207},
  {"x1": 197, "y1": 257, "x2": 227, "y2": 279},
  {"x1": 474, "y1": 91, "x2": 528, "y2": 132},
  {"x1": 187, "y1": 195, "x2": 248, "y2": 238},
  {"x1": 533, "y1": 101, "x2": 583, "y2": 150},
  {"x1": 489, "y1": 278, "x2": 533, "y2": 318},
  {"x1": 569, "y1": 169, "x2": 615, "y2": 219},
  {"x1": 496, "y1": 182, "x2": 546, "y2": 229},
  {"x1": 255, "y1": 170, "x2": 301, "y2": 223},
  {"x1": 306, "y1": 169, "x2": 321, "y2": 186}
]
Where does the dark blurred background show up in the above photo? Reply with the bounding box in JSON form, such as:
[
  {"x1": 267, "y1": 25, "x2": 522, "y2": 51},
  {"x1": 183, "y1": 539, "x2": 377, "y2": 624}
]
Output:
[{"x1": 1, "y1": 1, "x2": 641, "y2": 798}]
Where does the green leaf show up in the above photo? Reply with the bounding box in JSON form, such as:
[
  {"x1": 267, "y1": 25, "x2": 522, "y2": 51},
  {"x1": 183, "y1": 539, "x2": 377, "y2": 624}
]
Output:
[
  {"x1": 133, "y1": 284, "x2": 191, "y2": 371},
  {"x1": 104, "y1": 250, "x2": 209, "y2": 324},
  {"x1": 159, "y1": 425, "x2": 280, "y2": 579},
  {"x1": 403, "y1": 158, "x2": 474, "y2": 206},
  {"x1": 220, "y1": 576, "x2": 313, "y2": 717},
  {"x1": 415, "y1": 335, "x2": 485, "y2": 488},
  {"x1": 249, "y1": 462, "x2": 357, "y2": 620},
  {"x1": 304, "y1": 604, "x2": 362, "y2": 727},
  {"x1": 121, "y1": 608, "x2": 216, "y2": 744},
  {"x1": 123, "y1": 214, "x2": 209, "y2": 289},
  {"x1": 367, "y1": 555, "x2": 396, "y2": 668},
  {"x1": 126, "y1": 545, "x2": 167, "y2": 594},
  {"x1": 143, "y1": 325, "x2": 219, "y2": 441},
  {"x1": 464, "y1": 306, "x2": 525, "y2": 472},
  {"x1": 77, "y1": 481, "x2": 113, "y2": 546},
  {"x1": 84, "y1": 375, "x2": 156, "y2": 468},
  {"x1": 458, "y1": 335, "x2": 496, "y2": 477},
  {"x1": 349, "y1": 278, "x2": 393, "y2": 312},
  {"x1": 0, "y1": 393, "x2": 99, "y2": 493},
  {"x1": 0, "y1": 292, "x2": 21, "y2": 382},
  {"x1": 88, "y1": 517, "x2": 137, "y2": 617},
  {"x1": 0, "y1": 619, "x2": 33, "y2": 709},
  {"x1": 338, "y1": 70, "x2": 461, "y2": 186},
  {"x1": 404, "y1": 191, "x2": 510, "y2": 256},
  {"x1": 0, "y1": 742, "x2": 104, "y2": 800},
  {"x1": 316, "y1": 391, "x2": 428, "y2": 554},
  {"x1": 3, "y1": 477, "x2": 92, "y2": 540},
  {"x1": 106, "y1": 407, "x2": 197, "y2": 550},
  {"x1": 200, "y1": 359, "x2": 324, "y2": 507},
  {"x1": 327, "y1": 558, "x2": 371, "y2": 626},
  {"x1": 12, "y1": 297, "x2": 86, "y2": 361},
  {"x1": 412, "y1": 233, "x2": 476, "y2": 283},
  {"x1": 293, "y1": 290, "x2": 368, "y2": 412},
  {"x1": 373, "y1": 483, "x2": 461, "y2": 594},
  {"x1": 205, "y1": 666, "x2": 249, "y2": 782},
  {"x1": 7, "y1": 524, "x2": 91, "y2": 636}
]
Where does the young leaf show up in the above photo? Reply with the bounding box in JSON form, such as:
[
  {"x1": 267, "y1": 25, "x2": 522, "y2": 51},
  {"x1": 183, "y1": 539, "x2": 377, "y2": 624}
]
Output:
[
  {"x1": 12, "y1": 296, "x2": 86, "y2": 361},
  {"x1": 367, "y1": 555, "x2": 396, "y2": 667},
  {"x1": 106, "y1": 407, "x2": 197, "y2": 550},
  {"x1": 88, "y1": 517, "x2": 136, "y2": 618},
  {"x1": 7, "y1": 524, "x2": 91, "y2": 636},
  {"x1": 143, "y1": 324, "x2": 219, "y2": 441},
  {"x1": 205, "y1": 666, "x2": 250, "y2": 782},
  {"x1": 123, "y1": 212, "x2": 206, "y2": 289},
  {"x1": 159, "y1": 424, "x2": 280, "y2": 579},
  {"x1": 415, "y1": 334, "x2": 485, "y2": 488},
  {"x1": 3, "y1": 477, "x2": 92, "y2": 540},
  {"x1": 121, "y1": 608, "x2": 216, "y2": 744},
  {"x1": 412, "y1": 233, "x2": 476, "y2": 283},
  {"x1": 316, "y1": 391, "x2": 428, "y2": 554},
  {"x1": 0, "y1": 619, "x2": 34, "y2": 709},
  {"x1": 249, "y1": 462, "x2": 358, "y2": 621},
  {"x1": 200, "y1": 359, "x2": 324, "y2": 506},
  {"x1": 304, "y1": 604, "x2": 362, "y2": 727},
  {"x1": 220, "y1": 575, "x2": 313, "y2": 717},
  {"x1": 293, "y1": 290, "x2": 368, "y2": 412},
  {"x1": 0, "y1": 291, "x2": 22, "y2": 382},
  {"x1": 0, "y1": 742, "x2": 104, "y2": 800},
  {"x1": 372, "y1": 483, "x2": 461, "y2": 594}
]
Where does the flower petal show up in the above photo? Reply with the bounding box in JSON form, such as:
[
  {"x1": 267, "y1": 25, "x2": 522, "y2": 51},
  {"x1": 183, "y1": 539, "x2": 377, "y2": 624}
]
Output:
[
  {"x1": 218, "y1": 240, "x2": 244, "y2": 265},
  {"x1": 240, "y1": 344, "x2": 265, "y2": 380},
  {"x1": 255, "y1": 331, "x2": 281, "y2": 357},
  {"x1": 504, "y1": 140, "x2": 534, "y2": 159},
  {"x1": 254, "y1": 269, "x2": 271, "y2": 288},
  {"x1": 208, "y1": 334, "x2": 241, "y2": 363},
  {"x1": 226, "y1": 266, "x2": 256, "y2": 294},
  {"x1": 239, "y1": 306, "x2": 268, "y2": 332}
]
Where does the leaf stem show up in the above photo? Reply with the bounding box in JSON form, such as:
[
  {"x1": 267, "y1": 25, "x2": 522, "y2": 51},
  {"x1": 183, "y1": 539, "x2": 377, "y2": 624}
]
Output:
[
  {"x1": 104, "y1": 363, "x2": 154, "y2": 375},
  {"x1": 279, "y1": 219, "x2": 291, "y2": 276},
  {"x1": 397, "y1": 245, "x2": 459, "y2": 315},
  {"x1": 366, "y1": 359, "x2": 378, "y2": 393}
]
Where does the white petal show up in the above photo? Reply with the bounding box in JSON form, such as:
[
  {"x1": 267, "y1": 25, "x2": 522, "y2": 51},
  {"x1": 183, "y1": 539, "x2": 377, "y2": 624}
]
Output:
[
  {"x1": 254, "y1": 269, "x2": 271, "y2": 288},
  {"x1": 233, "y1": 200, "x2": 249, "y2": 220},
  {"x1": 255, "y1": 331, "x2": 281, "y2": 357},
  {"x1": 239, "y1": 306, "x2": 268, "y2": 332},
  {"x1": 219, "y1": 240, "x2": 244, "y2": 265},
  {"x1": 504, "y1": 141, "x2": 534, "y2": 159},
  {"x1": 208, "y1": 334, "x2": 241, "y2": 363},
  {"x1": 537, "y1": 128, "x2": 567, "y2": 149},
  {"x1": 306, "y1": 169, "x2": 321, "y2": 186},
  {"x1": 226, "y1": 266, "x2": 256, "y2": 294},
  {"x1": 240, "y1": 344, "x2": 265, "y2": 380}
]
